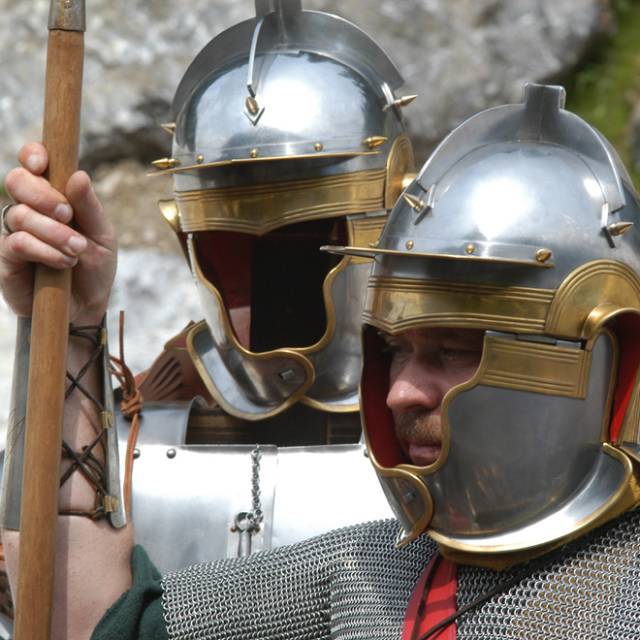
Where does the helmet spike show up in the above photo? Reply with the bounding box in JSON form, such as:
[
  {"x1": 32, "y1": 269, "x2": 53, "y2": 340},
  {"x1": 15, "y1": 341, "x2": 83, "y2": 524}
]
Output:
[
  {"x1": 151, "y1": 158, "x2": 179, "y2": 170},
  {"x1": 383, "y1": 95, "x2": 418, "y2": 112},
  {"x1": 404, "y1": 184, "x2": 435, "y2": 223},
  {"x1": 364, "y1": 136, "x2": 388, "y2": 149},
  {"x1": 523, "y1": 82, "x2": 566, "y2": 113},
  {"x1": 535, "y1": 248, "x2": 553, "y2": 264},
  {"x1": 608, "y1": 221, "x2": 634, "y2": 237},
  {"x1": 403, "y1": 193, "x2": 425, "y2": 212}
]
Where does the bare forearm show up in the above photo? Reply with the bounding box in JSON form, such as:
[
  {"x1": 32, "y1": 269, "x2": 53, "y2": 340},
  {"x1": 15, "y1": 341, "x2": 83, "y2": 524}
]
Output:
[{"x1": 3, "y1": 329, "x2": 133, "y2": 640}]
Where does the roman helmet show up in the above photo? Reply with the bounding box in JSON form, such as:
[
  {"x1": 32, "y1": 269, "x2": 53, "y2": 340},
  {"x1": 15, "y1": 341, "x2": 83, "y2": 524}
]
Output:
[
  {"x1": 150, "y1": 0, "x2": 416, "y2": 421},
  {"x1": 327, "y1": 83, "x2": 640, "y2": 568}
]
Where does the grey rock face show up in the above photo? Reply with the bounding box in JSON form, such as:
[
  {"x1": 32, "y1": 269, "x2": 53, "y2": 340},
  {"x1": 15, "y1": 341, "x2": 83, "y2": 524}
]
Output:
[
  {"x1": 106, "y1": 248, "x2": 201, "y2": 374},
  {"x1": 0, "y1": 0, "x2": 247, "y2": 172},
  {"x1": 314, "y1": 0, "x2": 613, "y2": 156},
  {"x1": 0, "y1": 0, "x2": 612, "y2": 172}
]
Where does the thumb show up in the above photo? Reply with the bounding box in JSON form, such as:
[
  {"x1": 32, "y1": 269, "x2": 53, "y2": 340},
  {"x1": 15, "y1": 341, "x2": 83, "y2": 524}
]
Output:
[{"x1": 65, "y1": 171, "x2": 115, "y2": 251}]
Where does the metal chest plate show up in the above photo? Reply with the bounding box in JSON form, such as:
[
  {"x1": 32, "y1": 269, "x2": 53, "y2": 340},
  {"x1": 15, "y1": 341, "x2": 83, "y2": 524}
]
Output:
[{"x1": 117, "y1": 403, "x2": 392, "y2": 573}]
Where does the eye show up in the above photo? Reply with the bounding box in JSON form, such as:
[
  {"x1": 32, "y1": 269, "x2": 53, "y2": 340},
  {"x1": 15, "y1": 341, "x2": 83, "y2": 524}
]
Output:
[
  {"x1": 381, "y1": 337, "x2": 403, "y2": 355},
  {"x1": 379, "y1": 333, "x2": 412, "y2": 360},
  {"x1": 439, "y1": 347, "x2": 482, "y2": 366}
]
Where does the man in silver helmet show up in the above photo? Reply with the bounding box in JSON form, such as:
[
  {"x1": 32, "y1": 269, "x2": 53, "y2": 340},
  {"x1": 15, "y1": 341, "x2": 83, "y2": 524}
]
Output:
[
  {"x1": 0, "y1": 0, "x2": 419, "y2": 593},
  {"x1": 5, "y1": 78, "x2": 640, "y2": 637},
  {"x1": 119, "y1": 0, "x2": 418, "y2": 569}
]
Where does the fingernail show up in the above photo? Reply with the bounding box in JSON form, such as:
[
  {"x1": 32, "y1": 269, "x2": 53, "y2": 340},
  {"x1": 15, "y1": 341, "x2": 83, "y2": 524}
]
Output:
[
  {"x1": 63, "y1": 255, "x2": 78, "y2": 267},
  {"x1": 67, "y1": 236, "x2": 87, "y2": 254},
  {"x1": 26, "y1": 155, "x2": 42, "y2": 172},
  {"x1": 54, "y1": 203, "x2": 73, "y2": 222}
]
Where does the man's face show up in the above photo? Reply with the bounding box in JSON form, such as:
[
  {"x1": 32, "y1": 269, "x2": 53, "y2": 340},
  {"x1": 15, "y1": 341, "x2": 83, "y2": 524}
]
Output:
[{"x1": 384, "y1": 327, "x2": 485, "y2": 466}]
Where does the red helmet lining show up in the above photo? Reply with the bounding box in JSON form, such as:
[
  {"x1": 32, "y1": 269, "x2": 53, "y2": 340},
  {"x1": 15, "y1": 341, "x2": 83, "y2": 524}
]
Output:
[
  {"x1": 609, "y1": 312, "x2": 640, "y2": 442},
  {"x1": 362, "y1": 326, "x2": 406, "y2": 468},
  {"x1": 192, "y1": 218, "x2": 348, "y2": 352},
  {"x1": 193, "y1": 231, "x2": 253, "y2": 312}
]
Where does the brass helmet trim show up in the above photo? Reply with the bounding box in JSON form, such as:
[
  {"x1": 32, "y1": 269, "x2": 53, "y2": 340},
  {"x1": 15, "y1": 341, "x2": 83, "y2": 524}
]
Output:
[
  {"x1": 323, "y1": 244, "x2": 555, "y2": 269},
  {"x1": 174, "y1": 169, "x2": 387, "y2": 236},
  {"x1": 362, "y1": 276, "x2": 556, "y2": 337},
  {"x1": 148, "y1": 150, "x2": 382, "y2": 177}
]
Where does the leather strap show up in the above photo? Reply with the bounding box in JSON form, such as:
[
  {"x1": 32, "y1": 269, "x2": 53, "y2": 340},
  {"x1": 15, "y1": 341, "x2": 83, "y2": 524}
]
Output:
[
  {"x1": 109, "y1": 311, "x2": 143, "y2": 518},
  {"x1": 403, "y1": 553, "x2": 458, "y2": 640}
]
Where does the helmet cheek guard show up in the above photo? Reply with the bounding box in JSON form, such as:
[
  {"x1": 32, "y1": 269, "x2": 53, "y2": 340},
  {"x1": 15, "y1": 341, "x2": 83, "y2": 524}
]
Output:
[
  {"x1": 333, "y1": 83, "x2": 640, "y2": 568},
  {"x1": 360, "y1": 326, "x2": 434, "y2": 546}
]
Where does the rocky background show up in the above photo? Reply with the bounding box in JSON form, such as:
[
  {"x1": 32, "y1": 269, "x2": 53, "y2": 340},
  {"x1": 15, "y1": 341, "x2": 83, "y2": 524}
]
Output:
[{"x1": 0, "y1": 0, "x2": 639, "y2": 437}]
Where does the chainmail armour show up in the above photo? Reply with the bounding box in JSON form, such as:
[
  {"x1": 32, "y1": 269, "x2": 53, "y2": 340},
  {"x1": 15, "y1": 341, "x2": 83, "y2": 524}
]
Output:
[
  {"x1": 162, "y1": 519, "x2": 435, "y2": 640},
  {"x1": 162, "y1": 510, "x2": 640, "y2": 640},
  {"x1": 456, "y1": 508, "x2": 640, "y2": 640}
]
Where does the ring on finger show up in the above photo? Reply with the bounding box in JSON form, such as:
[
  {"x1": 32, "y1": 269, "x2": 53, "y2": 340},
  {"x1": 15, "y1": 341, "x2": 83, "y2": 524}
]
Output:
[{"x1": 0, "y1": 203, "x2": 14, "y2": 236}]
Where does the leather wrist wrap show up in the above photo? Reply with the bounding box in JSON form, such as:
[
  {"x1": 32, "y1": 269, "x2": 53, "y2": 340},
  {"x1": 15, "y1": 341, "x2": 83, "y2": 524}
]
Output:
[{"x1": 0, "y1": 316, "x2": 127, "y2": 530}]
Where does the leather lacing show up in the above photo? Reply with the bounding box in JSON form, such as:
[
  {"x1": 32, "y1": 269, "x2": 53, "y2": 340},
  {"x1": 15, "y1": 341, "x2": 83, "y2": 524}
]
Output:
[
  {"x1": 59, "y1": 312, "x2": 142, "y2": 520},
  {"x1": 110, "y1": 311, "x2": 142, "y2": 518}
]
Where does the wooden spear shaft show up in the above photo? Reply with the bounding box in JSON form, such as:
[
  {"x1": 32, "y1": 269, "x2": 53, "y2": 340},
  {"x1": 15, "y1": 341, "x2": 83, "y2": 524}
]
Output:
[{"x1": 15, "y1": 2, "x2": 86, "y2": 638}]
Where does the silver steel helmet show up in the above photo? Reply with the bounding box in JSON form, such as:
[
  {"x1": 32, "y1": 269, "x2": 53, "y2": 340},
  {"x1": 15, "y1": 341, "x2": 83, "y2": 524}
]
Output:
[
  {"x1": 151, "y1": 0, "x2": 415, "y2": 421},
  {"x1": 328, "y1": 83, "x2": 640, "y2": 568}
]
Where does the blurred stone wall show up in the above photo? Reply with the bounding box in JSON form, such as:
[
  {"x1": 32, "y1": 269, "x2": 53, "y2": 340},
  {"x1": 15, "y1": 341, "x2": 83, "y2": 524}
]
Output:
[
  {"x1": 0, "y1": 0, "x2": 613, "y2": 171},
  {"x1": 0, "y1": 0, "x2": 614, "y2": 437}
]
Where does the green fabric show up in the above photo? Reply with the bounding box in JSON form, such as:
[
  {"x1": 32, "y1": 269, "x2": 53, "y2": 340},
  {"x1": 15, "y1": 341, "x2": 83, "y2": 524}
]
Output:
[{"x1": 91, "y1": 545, "x2": 167, "y2": 640}]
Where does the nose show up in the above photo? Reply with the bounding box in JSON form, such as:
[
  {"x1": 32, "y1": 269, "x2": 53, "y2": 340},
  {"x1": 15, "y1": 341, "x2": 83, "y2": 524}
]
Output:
[{"x1": 386, "y1": 355, "x2": 444, "y2": 414}]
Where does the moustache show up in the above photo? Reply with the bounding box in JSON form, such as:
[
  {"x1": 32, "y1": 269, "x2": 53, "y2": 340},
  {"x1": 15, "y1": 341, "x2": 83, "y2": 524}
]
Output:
[{"x1": 394, "y1": 409, "x2": 442, "y2": 446}]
